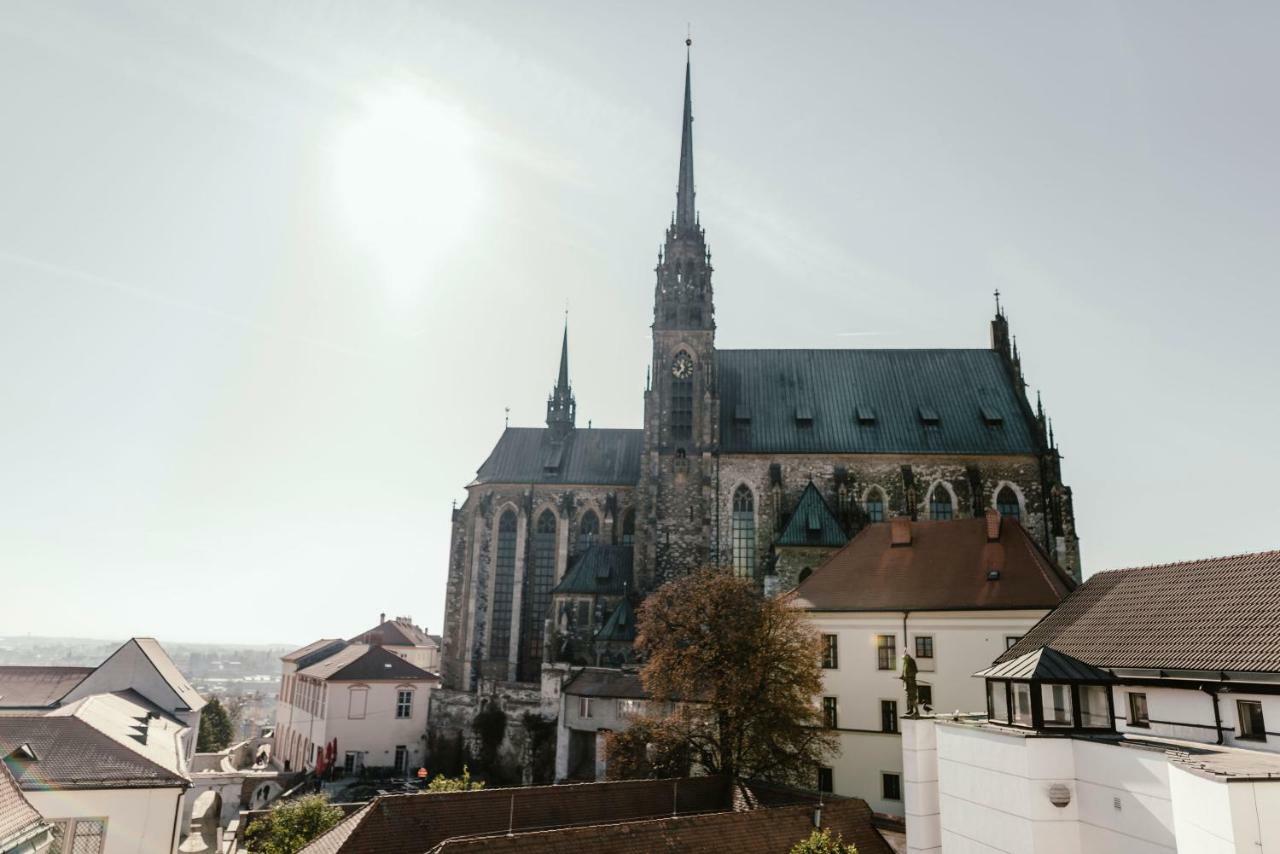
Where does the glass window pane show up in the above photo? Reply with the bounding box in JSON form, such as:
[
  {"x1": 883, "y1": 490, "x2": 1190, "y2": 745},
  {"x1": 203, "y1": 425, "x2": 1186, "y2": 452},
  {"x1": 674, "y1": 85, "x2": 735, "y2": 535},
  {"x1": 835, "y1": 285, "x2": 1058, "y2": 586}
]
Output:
[
  {"x1": 732, "y1": 486, "x2": 755, "y2": 579},
  {"x1": 1012, "y1": 682, "x2": 1033, "y2": 726},
  {"x1": 988, "y1": 680, "x2": 1009, "y2": 724},
  {"x1": 1042, "y1": 684, "x2": 1073, "y2": 726},
  {"x1": 1080, "y1": 685, "x2": 1110, "y2": 728}
]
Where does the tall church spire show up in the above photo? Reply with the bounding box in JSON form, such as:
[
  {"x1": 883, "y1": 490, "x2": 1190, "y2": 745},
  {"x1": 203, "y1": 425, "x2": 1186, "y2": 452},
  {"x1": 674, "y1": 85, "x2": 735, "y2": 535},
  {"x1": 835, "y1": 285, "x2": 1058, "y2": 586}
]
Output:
[
  {"x1": 675, "y1": 39, "x2": 696, "y2": 232},
  {"x1": 546, "y1": 318, "x2": 575, "y2": 438}
]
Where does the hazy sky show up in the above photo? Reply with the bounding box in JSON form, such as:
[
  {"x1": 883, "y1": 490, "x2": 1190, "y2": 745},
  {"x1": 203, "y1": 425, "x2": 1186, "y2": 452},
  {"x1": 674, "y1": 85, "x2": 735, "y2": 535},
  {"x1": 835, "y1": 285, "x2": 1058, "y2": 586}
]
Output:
[{"x1": 2, "y1": 2, "x2": 1277, "y2": 646}]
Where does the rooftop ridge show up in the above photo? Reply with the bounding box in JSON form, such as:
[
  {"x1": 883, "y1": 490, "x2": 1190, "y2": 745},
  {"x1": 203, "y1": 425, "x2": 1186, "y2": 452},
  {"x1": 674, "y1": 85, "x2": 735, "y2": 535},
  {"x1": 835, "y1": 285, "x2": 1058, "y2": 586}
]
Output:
[{"x1": 1089, "y1": 548, "x2": 1280, "y2": 577}]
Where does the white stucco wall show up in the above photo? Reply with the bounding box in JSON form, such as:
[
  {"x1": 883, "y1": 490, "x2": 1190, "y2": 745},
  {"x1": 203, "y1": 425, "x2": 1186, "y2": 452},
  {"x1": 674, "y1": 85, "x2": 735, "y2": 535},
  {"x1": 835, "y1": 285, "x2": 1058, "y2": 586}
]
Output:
[
  {"x1": 808, "y1": 610, "x2": 1048, "y2": 816},
  {"x1": 322, "y1": 680, "x2": 433, "y2": 774},
  {"x1": 28, "y1": 786, "x2": 184, "y2": 854}
]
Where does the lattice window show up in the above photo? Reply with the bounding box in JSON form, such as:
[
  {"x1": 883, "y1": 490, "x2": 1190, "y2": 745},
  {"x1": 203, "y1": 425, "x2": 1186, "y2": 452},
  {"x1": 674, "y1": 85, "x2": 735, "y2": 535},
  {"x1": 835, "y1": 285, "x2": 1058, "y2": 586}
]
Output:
[
  {"x1": 621, "y1": 509, "x2": 636, "y2": 546},
  {"x1": 395, "y1": 689, "x2": 413, "y2": 719},
  {"x1": 996, "y1": 485, "x2": 1021, "y2": 520},
  {"x1": 520, "y1": 510, "x2": 557, "y2": 679},
  {"x1": 731, "y1": 485, "x2": 756, "y2": 579},
  {"x1": 929, "y1": 485, "x2": 953, "y2": 521},
  {"x1": 577, "y1": 511, "x2": 599, "y2": 552},
  {"x1": 489, "y1": 511, "x2": 518, "y2": 660},
  {"x1": 865, "y1": 488, "x2": 885, "y2": 522},
  {"x1": 671, "y1": 378, "x2": 693, "y2": 439}
]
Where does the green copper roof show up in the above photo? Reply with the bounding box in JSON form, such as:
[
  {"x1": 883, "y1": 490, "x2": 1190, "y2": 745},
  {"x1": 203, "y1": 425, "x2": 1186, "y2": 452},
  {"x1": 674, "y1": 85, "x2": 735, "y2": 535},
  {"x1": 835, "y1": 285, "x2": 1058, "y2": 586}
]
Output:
[
  {"x1": 776, "y1": 482, "x2": 848, "y2": 548},
  {"x1": 595, "y1": 599, "x2": 637, "y2": 643},
  {"x1": 717, "y1": 349, "x2": 1042, "y2": 455},
  {"x1": 552, "y1": 545, "x2": 633, "y2": 596}
]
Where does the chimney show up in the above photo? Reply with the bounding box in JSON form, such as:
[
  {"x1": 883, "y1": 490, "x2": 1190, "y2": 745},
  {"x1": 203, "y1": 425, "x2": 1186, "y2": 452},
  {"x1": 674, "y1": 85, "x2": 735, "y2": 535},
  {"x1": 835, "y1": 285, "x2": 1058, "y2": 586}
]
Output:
[
  {"x1": 379, "y1": 612, "x2": 386, "y2": 625},
  {"x1": 890, "y1": 516, "x2": 912, "y2": 547},
  {"x1": 985, "y1": 508, "x2": 1002, "y2": 542}
]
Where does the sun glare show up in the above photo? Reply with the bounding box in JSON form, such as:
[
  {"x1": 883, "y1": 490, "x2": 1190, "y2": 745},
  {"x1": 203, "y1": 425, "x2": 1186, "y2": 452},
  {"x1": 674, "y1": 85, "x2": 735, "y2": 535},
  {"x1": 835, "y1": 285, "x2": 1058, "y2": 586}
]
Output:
[{"x1": 333, "y1": 84, "x2": 483, "y2": 294}]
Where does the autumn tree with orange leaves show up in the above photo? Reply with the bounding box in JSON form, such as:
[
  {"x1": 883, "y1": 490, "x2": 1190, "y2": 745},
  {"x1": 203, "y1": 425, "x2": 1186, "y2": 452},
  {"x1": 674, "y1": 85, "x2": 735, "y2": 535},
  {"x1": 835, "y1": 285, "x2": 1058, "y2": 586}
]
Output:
[{"x1": 606, "y1": 568, "x2": 836, "y2": 785}]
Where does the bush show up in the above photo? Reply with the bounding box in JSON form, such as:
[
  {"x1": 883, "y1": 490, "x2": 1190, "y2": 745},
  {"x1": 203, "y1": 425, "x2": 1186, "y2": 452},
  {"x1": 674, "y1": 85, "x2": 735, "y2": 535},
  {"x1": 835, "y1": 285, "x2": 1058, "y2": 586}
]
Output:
[
  {"x1": 790, "y1": 829, "x2": 858, "y2": 854},
  {"x1": 427, "y1": 765, "x2": 485, "y2": 792},
  {"x1": 244, "y1": 794, "x2": 343, "y2": 854}
]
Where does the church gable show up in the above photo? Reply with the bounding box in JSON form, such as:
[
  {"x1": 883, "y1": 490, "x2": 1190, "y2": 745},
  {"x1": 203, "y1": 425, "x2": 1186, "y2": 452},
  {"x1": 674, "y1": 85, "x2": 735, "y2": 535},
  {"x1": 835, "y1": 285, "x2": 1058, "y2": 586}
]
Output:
[
  {"x1": 717, "y1": 349, "x2": 1040, "y2": 456},
  {"x1": 776, "y1": 482, "x2": 848, "y2": 548}
]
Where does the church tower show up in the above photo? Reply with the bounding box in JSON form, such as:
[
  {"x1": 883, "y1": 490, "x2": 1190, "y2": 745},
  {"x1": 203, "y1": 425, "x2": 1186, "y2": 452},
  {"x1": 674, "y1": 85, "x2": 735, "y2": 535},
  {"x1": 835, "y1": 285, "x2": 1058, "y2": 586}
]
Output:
[
  {"x1": 636, "y1": 42, "x2": 719, "y2": 590},
  {"x1": 546, "y1": 321, "x2": 575, "y2": 440}
]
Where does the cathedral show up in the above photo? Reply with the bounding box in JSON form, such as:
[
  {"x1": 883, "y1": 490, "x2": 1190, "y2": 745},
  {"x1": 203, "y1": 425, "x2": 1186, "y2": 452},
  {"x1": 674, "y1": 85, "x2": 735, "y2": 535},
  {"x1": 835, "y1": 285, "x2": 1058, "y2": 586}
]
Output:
[{"x1": 439, "y1": 51, "x2": 1079, "y2": 690}]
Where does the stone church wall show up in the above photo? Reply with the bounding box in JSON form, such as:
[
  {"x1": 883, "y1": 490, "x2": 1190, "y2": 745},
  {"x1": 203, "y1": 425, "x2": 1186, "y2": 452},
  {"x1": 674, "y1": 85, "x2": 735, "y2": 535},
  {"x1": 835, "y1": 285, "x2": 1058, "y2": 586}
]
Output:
[{"x1": 441, "y1": 483, "x2": 637, "y2": 689}]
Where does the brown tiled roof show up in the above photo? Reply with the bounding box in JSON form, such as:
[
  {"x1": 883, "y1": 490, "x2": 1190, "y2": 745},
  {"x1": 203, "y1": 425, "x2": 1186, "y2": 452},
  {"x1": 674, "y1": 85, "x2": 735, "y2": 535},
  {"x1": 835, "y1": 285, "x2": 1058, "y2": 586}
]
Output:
[
  {"x1": 300, "y1": 777, "x2": 733, "y2": 854},
  {"x1": 430, "y1": 798, "x2": 891, "y2": 854},
  {"x1": 0, "y1": 759, "x2": 45, "y2": 846},
  {"x1": 791, "y1": 516, "x2": 1073, "y2": 612},
  {"x1": 351, "y1": 620, "x2": 437, "y2": 648},
  {"x1": 297, "y1": 645, "x2": 437, "y2": 682},
  {"x1": 997, "y1": 550, "x2": 1280, "y2": 673},
  {"x1": 562, "y1": 668, "x2": 646, "y2": 700},
  {"x1": 0, "y1": 667, "x2": 93, "y2": 709}
]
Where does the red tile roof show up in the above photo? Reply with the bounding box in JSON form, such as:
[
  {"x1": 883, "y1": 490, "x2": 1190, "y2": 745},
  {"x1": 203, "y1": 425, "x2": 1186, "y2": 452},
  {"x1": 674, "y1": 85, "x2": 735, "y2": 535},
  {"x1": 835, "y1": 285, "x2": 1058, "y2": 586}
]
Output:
[
  {"x1": 430, "y1": 798, "x2": 891, "y2": 854},
  {"x1": 790, "y1": 516, "x2": 1073, "y2": 612},
  {"x1": 998, "y1": 550, "x2": 1280, "y2": 673},
  {"x1": 0, "y1": 760, "x2": 45, "y2": 846}
]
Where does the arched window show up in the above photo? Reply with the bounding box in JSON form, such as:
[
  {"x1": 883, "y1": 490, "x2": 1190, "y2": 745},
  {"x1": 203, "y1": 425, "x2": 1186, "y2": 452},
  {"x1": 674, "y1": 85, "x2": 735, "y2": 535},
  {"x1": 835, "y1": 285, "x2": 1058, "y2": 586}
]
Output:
[
  {"x1": 929, "y1": 485, "x2": 953, "y2": 521},
  {"x1": 621, "y1": 509, "x2": 636, "y2": 546},
  {"x1": 864, "y1": 488, "x2": 885, "y2": 523},
  {"x1": 732, "y1": 485, "x2": 756, "y2": 579},
  {"x1": 520, "y1": 511, "x2": 557, "y2": 680},
  {"x1": 489, "y1": 511, "x2": 517, "y2": 660},
  {"x1": 798, "y1": 567, "x2": 813, "y2": 584},
  {"x1": 996, "y1": 485, "x2": 1021, "y2": 521},
  {"x1": 577, "y1": 511, "x2": 599, "y2": 552}
]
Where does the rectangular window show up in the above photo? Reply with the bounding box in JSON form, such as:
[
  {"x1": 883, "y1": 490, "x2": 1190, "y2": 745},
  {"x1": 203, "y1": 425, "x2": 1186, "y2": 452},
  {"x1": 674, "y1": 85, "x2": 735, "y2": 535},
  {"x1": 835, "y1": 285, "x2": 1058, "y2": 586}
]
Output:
[
  {"x1": 821, "y1": 634, "x2": 839, "y2": 669},
  {"x1": 1012, "y1": 682, "x2": 1033, "y2": 726},
  {"x1": 1080, "y1": 685, "x2": 1110, "y2": 729},
  {"x1": 882, "y1": 772, "x2": 902, "y2": 801},
  {"x1": 876, "y1": 635, "x2": 896, "y2": 671},
  {"x1": 918, "y1": 685, "x2": 933, "y2": 708},
  {"x1": 618, "y1": 699, "x2": 646, "y2": 718},
  {"x1": 579, "y1": 697, "x2": 593, "y2": 718},
  {"x1": 50, "y1": 819, "x2": 107, "y2": 854},
  {"x1": 1005, "y1": 636, "x2": 1021, "y2": 650},
  {"x1": 1238, "y1": 700, "x2": 1267, "y2": 741},
  {"x1": 1127, "y1": 692, "x2": 1150, "y2": 727},
  {"x1": 344, "y1": 752, "x2": 357, "y2": 774},
  {"x1": 988, "y1": 680, "x2": 1009, "y2": 724},
  {"x1": 394, "y1": 745, "x2": 407, "y2": 773},
  {"x1": 671, "y1": 378, "x2": 693, "y2": 439},
  {"x1": 1042, "y1": 684, "x2": 1073, "y2": 727},
  {"x1": 348, "y1": 687, "x2": 368, "y2": 720},
  {"x1": 881, "y1": 700, "x2": 898, "y2": 733},
  {"x1": 914, "y1": 636, "x2": 934, "y2": 659},
  {"x1": 395, "y1": 690, "x2": 413, "y2": 719},
  {"x1": 822, "y1": 696, "x2": 838, "y2": 729},
  {"x1": 817, "y1": 767, "x2": 834, "y2": 794}
]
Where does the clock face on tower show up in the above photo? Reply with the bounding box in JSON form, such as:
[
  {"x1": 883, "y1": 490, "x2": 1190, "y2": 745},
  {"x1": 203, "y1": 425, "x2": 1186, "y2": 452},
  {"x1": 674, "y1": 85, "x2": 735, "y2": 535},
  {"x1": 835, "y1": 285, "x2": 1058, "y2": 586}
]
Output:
[{"x1": 671, "y1": 350, "x2": 694, "y2": 379}]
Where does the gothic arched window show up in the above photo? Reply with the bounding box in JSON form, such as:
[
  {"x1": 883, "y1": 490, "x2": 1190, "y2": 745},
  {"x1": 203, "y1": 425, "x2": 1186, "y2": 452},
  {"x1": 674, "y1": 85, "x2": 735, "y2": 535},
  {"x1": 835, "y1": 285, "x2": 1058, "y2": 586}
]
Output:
[
  {"x1": 798, "y1": 567, "x2": 813, "y2": 584},
  {"x1": 864, "y1": 488, "x2": 886, "y2": 523},
  {"x1": 520, "y1": 510, "x2": 557, "y2": 679},
  {"x1": 621, "y1": 509, "x2": 636, "y2": 546},
  {"x1": 996, "y1": 485, "x2": 1021, "y2": 521},
  {"x1": 577, "y1": 511, "x2": 599, "y2": 552},
  {"x1": 732, "y1": 485, "x2": 756, "y2": 579},
  {"x1": 489, "y1": 511, "x2": 518, "y2": 660},
  {"x1": 929, "y1": 485, "x2": 954, "y2": 521}
]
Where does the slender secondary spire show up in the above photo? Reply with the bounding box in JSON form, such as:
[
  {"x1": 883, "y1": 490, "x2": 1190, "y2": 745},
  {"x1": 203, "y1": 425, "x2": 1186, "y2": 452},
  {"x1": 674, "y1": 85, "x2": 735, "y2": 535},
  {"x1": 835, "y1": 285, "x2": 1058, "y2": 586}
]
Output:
[
  {"x1": 675, "y1": 38, "x2": 696, "y2": 231},
  {"x1": 557, "y1": 317, "x2": 570, "y2": 392}
]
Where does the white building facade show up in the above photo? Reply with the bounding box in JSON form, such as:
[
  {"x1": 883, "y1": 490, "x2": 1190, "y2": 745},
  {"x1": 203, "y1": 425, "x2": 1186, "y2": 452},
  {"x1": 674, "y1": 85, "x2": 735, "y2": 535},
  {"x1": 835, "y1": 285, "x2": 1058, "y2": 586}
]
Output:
[{"x1": 792, "y1": 511, "x2": 1074, "y2": 816}]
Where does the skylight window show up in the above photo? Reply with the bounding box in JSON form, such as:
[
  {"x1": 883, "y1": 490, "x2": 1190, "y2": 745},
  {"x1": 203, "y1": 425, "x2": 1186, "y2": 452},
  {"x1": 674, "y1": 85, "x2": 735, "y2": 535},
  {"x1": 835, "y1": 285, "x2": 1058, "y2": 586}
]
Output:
[
  {"x1": 734, "y1": 404, "x2": 752, "y2": 422},
  {"x1": 918, "y1": 406, "x2": 940, "y2": 425},
  {"x1": 795, "y1": 403, "x2": 814, "y2": 424},
  {"x1": 980, "y1": 405, "x2": 1003, "y2": 425},
  {"x1": 856, "y1": 405, "x2": 877, "y2": 425}
]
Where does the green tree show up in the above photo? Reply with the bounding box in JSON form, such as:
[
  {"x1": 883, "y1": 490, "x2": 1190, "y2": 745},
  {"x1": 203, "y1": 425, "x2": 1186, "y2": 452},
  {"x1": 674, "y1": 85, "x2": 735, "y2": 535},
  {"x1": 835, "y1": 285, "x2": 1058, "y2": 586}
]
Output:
[
  {"x1": 197, "y1": 697, "x2": 234, "y2": 752},
  {"x1": 244, "y1": 794, "x2": 343, "y2": 854},
  {"x1": 426, "y1": 765, "x2": 486, "y2": 792},
  {"x1": 606, "y1": 568, "x2": 836, "y2": 785},
  {"x1": 790, "y1": 829, "x2": 859, "y2": 854}
]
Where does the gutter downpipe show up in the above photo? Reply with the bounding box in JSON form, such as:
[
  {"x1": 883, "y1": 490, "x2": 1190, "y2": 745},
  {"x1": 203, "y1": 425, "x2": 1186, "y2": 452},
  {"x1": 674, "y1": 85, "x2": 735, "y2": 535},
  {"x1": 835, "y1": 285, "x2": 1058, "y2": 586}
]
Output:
[{"x1": 1202, "y1": 684, "x2": 1225, "y2": 745}]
